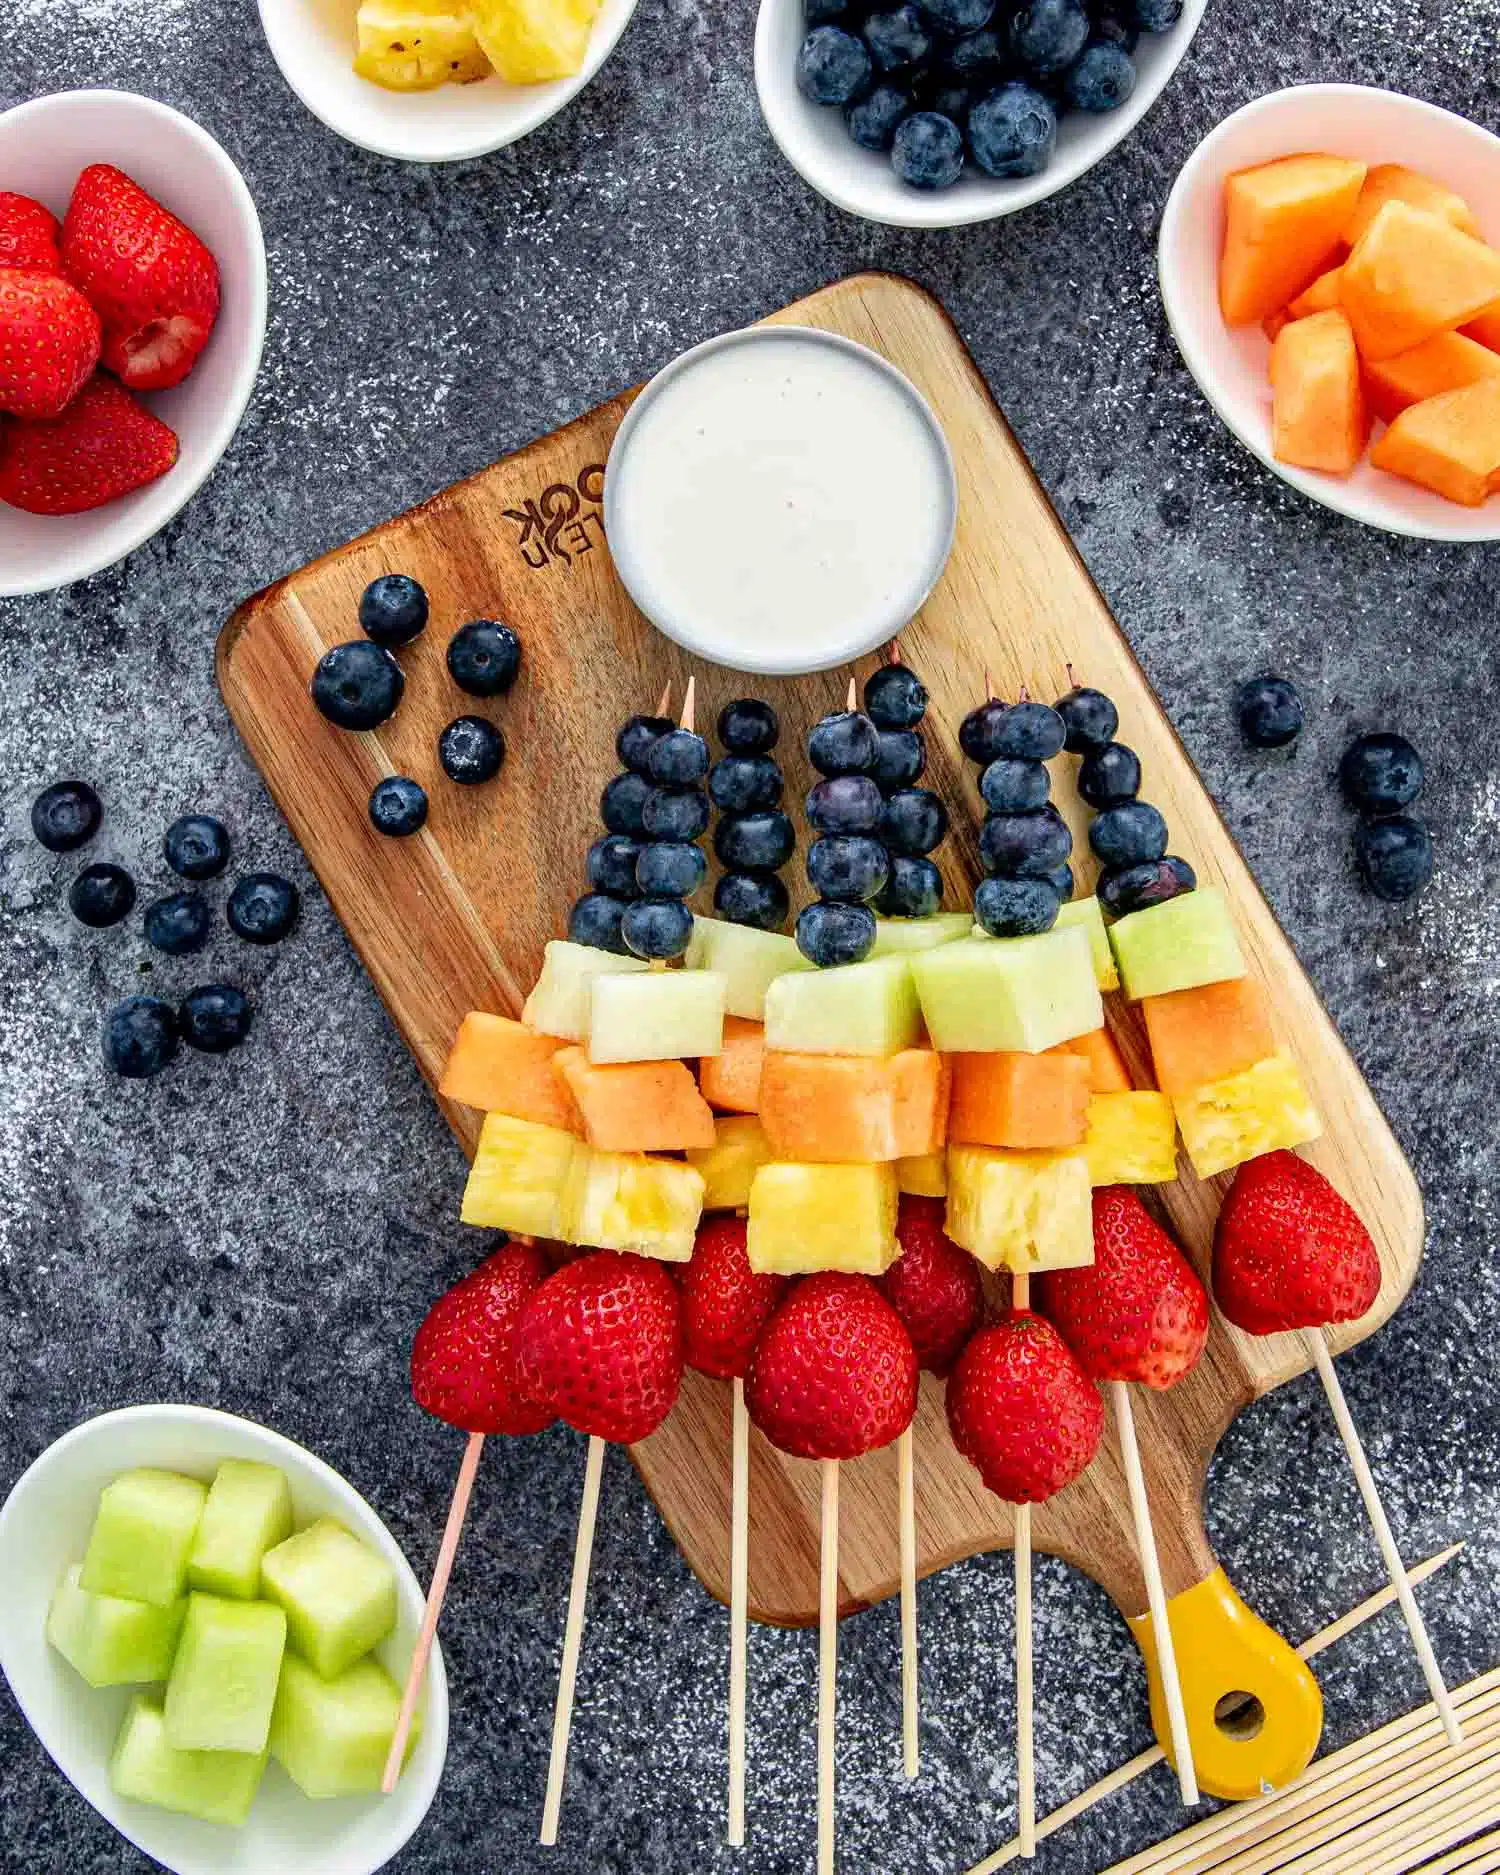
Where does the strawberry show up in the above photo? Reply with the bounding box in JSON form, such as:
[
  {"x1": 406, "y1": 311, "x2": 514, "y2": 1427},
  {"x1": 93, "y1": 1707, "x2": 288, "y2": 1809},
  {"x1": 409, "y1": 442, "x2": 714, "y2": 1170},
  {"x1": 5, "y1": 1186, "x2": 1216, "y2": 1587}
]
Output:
[
  {"x1": 0, "y1": 193, "x2": 62, "y2": 272},
  {"x1": 0, "y1": 375, "x2": 177, "y2": 515},
  {"x1": 515, "y1": 1249, "x2": 683, "y2": 1444},
  {"x1": 1037, "y1": 1186, "x2": 1209, "y2": 1390},
  {"x1": 876, "y1": 1195, "x2": 983, "y2": 1377},
  {"x1": 411, "y1": 1240, "x2": 555, "y2": 1437},
  {"x1": 744, "y1": 1273, "x2": 918, "y2": 1462},
  {"x1": 0, "y1": 268, "x2": 100, "y2": 420},
  {"x1": 1213, "y1": 1150, "x2": 1381, "y2": 1336},
  {"x1": 681, "y1": 1216, "x2": 791, "y2": 1381},
  {"x1": 946, "y1": 1311, "x2": 1102, "y2": 1504},
  {"x1": 61, "y1": 164, "x2": 219, "y2": 392}
]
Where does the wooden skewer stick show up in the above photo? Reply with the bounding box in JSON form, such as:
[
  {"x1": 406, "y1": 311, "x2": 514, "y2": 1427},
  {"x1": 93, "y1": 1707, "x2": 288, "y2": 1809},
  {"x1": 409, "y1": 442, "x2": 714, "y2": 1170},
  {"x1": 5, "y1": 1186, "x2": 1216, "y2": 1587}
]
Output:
[
  {"x1": 1304, "y1": 1330, "x2": 1463, "y2": 1749},
  {"x1": 728, "y1": 1376, "x2": 751, "y2": 1847},
  {"x1": 680, "y1": 674, "x2": 696, "y2": 734},
  {"x1": 655, "y1": 681, "x2": 672, "y2": 717},
  {"x1": 1111, "y1": 1382, "x2": 1199, "y2": 1807},
  {"x1": 818, "y1": 1458, "x2": 841, "y2": 1875},
  {"x1": 898, "y1": 1425, "x2": 920, "y2": 1779},
  {"x1": 1012, "y1": 1270, "x2": 1035, "y2": 1860},
  {"x1": 541, "y1": 1433, "x2": 606, "y2": 1846},
  {"x1": 847, "y1": 675, "x2": 858, "y2": 710}
]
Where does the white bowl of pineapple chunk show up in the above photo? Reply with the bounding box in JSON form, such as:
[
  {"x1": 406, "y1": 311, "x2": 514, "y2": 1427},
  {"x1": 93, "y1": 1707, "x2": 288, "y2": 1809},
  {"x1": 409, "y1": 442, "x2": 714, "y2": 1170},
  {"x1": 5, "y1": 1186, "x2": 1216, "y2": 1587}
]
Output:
[
  {"x1": 0, "y1": 1404, "x2": 447, "y2": 1874},
  {"x1": 260, "y1": 0, "x2": 641, "y2": 163}
]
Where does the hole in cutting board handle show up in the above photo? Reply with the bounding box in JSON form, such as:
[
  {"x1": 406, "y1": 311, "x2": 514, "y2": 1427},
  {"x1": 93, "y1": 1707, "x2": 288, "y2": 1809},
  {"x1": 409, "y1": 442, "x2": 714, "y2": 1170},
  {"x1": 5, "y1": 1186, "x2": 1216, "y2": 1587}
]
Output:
[{"x1": 1214, "y1": 1691, "x2": 1267, "y2": 1741}]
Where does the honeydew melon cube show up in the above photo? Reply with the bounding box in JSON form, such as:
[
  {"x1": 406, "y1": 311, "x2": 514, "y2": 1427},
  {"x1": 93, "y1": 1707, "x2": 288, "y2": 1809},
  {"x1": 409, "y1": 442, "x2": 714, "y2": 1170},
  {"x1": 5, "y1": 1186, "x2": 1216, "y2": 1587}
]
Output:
[
  {"x1": 588, "y1": 969, "x2": 727, "y2": 1064},
  {"x1": 163, "y1": 1593, "x2": 286, "y2": 1754},
  {"x1": 260, "y1": 1519, "x2": 397, "y2": 1680},
  {"x1": 746, "y1": 1162, "x2": 899, "y2": 1276},
  {"x1": 559, "y1": 1148, "x2": 704, "y2": 1262},
  {"x1": 1083, "y1": 1092, "x2": 1179, "y2": 1187},
  {"x1": 80, "y1": 1469, "x2": 207, "y2": 1609},
  {"x1": 187, "y1": 1461, "x2": 294, "y2": 1601},
  {"x1": 523, "y1": 939, "x2": 649, "y2": 1041},
  {"x1": 945, "y1": 1146, "x2": 1093, "y2": 1273},
  {"x1": 461, "y1": 1110, "x2": 578, "y2": 1238},
  {"x1": 763, "y1": 955, "x2": 920, "y2": 1058},
  {"x1": 869, "y1": 913, "x2": 973, "y2": 957},
  {"x1": 1055, "y1": 897, "x2": 1119, "y2": 992},
  {"x1": 897, "y1": 1152, "x2": 947, "y2": 1198},
  {"x1": 1109, "y1": 887, "x2": 1245, "y2": 1002},
  {"x1": 685, "y1": 916, "x2": 811, "y2": 1021},
  {"x1": 686, "y1": 1116, "x2": 773, "y2": 1211},
  {"x1": 46, "y1": 1565, "x2": 186, "y2": 1688},
  {"x1": 270, "y1": 1653, "x2": 417, "y2": 1800},
  {"x1": 1172, "y1": 1051, "x2": 1322, "y2": 1179},
  {"x1": 912, "y1": 930, "x2": 1103, "y2": 1054},
  {"x1": 109, "y1": 1694, "x2": 266, "y2": 1828}
]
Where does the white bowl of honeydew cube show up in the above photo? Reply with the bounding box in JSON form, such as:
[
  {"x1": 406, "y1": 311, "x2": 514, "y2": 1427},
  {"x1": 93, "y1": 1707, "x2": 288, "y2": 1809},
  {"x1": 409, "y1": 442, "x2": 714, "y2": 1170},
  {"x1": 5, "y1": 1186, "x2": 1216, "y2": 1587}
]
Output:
[
  {"x1": 604, "y1": 326, "x2": 957, "y2": 677},
  {"x1": 0, "y1": 1404, "x2": 447, "y2": 1875}
]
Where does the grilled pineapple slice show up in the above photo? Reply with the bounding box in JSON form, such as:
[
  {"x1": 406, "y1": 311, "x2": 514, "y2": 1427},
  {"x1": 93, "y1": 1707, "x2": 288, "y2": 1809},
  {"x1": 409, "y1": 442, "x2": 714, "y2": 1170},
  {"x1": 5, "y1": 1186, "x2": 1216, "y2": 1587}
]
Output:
[
  {"x1": 354, "y1": 0, "x2": 491, "y2": 91},
  {"x1": 470, "y1": 0, "x2": 600, "y2": 84}
]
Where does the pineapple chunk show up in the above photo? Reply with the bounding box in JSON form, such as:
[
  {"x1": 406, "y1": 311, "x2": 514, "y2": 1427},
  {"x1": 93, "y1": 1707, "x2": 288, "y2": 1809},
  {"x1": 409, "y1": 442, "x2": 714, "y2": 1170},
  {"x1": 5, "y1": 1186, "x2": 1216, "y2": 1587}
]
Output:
[
  {"x1": 945, "y1": 1146, "x2": 1093, "y2": 1273},
  {"x1": 685, "y1": 917, "x2": 810, "y2": 1021},
  {"x1": 869, "y1": 913, "x2": 973, "y2": 957},
  {"x1": 912, "y1": 929, "x2": 1103, "y2": 1054},
  {"x1": 746, "y1": 1162, "x2": 898, "y2": 1276},
  {"x1": 523, "y1": 941, "x2": 648, "y2": 1042},
  {"x1": 897, "y1": 1151, "x2": 947, "y2": 1198},
  {"x1": 588, "y1": 970, "x2": 726, "y2": 1064},
  {"x1": 470, "y1": 0, "x2": 599, "y2": 83},
  {"x1": 1109, "y1": 887, "x2": 1246, "y2": 1002},
  {"x1": 1172, "y1": 1051, "x2": 1322, "y2": 1180},
  {"x1": 686, "y1": 1116, "x2": 772, "y2": 1211},
  {"x1": 763, "y1": 955, "x2": 920, "y2": 1058},
  {"x1": 1084, "y1": 1092, "x2": 1178, "y2": 1187},
  {"x1": 1055, "y1": 897, "x2": 1119, "y2": 993},
  {"x1": 461, "y1": 1112, "x2": 577, "y2": 1237},
  {"x1": 560, "y1": 1150, "x2": 704, "y2": 1263},
  {"x1": 354, "y1": 0, "x2": 491, "y2": 90}
]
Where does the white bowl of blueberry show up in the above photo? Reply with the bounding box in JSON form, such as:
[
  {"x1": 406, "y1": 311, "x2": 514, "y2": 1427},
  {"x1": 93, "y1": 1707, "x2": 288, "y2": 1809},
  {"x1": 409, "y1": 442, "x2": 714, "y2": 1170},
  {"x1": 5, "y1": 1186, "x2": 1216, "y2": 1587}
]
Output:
[{"x1": 756, "y1": 0, "x2": 1206, "y2": 226}]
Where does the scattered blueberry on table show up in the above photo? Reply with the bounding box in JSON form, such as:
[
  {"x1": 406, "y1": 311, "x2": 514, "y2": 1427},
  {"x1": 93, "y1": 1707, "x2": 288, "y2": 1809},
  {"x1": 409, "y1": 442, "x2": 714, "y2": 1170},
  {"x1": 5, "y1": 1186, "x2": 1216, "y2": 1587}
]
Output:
[
  {"x1": 164, "y1": 813, "x2": 232, "y2": 880},
  {"x1": 103, "y1": 997, "x2": 180, "y2": 1080},
  {"x1": 1340, "y1": 731, "x2": 1431, "y2": 904},
  {"x1": 144, "y1": 890, "x2": 213, "y2": 957},
  {"x1": 311, "y1": 640, "x2": 405, "y2": 731},
  {"x1": 438, "y1": 716, "x2": 506, "y2": 785},
  {"x1": 358, "y1": 573, "x2": 429, "y2": 647},
  {"x1": 1340, "y1": 732, "x2": 1423, "y2": 814},
  {"x1": 179, "y1": 984, "x2": 254, "y2": 1055},
  {"x1": 31, "y1": 780, "x2": 102, "y2": 853},
  {"x1": 227, "y1": 873, "x2": 301, "y2": 946},
  {"x1": 1355, "y1": 816, "x2": 1433, "y2": 904},
  {"x1": 68, "y1": 863, "x2": 137, "y2": 929},
  {"x1": 369, "y1": 776, "x2": 429, "y2": 837},
  {"x1": 1237, "y1": 675, "x2": 1305, "y2": 749}
]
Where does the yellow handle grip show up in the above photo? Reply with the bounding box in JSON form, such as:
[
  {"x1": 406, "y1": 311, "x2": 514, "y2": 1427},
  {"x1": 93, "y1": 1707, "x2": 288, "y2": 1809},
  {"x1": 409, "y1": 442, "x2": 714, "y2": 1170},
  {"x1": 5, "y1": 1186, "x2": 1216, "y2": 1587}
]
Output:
[{"x1": 1126, "y1": 1568, "x2": 1324, "y2": 1802}]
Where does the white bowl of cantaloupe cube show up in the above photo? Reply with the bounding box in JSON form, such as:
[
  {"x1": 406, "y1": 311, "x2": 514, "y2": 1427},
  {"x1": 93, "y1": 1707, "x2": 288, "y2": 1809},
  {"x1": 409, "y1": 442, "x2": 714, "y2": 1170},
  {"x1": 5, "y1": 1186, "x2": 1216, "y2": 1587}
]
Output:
[
  {"x1": 0, "y1": 1405, "x2": 446, "y2": 1875},
  {"x1": 1160, "y1": 84, "x2": 1500, "y2": 540}
]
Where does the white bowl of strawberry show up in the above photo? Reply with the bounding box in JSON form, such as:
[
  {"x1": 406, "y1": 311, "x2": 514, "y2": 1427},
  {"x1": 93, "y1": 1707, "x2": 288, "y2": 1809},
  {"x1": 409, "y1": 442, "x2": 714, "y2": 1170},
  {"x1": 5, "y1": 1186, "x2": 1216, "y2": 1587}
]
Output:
[{"x1": 0, "y1": 91, "x2": 267, "y2": 597}]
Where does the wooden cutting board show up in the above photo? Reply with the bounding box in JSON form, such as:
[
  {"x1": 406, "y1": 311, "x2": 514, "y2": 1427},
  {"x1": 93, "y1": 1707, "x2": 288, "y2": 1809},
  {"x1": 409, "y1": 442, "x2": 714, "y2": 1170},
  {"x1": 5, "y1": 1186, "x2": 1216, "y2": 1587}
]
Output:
[{"x1": 218, "y1": 273, "x2": 1424, "y2": 1782}]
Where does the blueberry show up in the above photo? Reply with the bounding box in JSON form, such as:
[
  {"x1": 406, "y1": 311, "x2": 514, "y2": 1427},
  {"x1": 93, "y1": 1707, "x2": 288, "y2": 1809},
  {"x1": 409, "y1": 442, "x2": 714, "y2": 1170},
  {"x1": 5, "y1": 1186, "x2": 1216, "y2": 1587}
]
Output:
[
  {"x1": 980, "y1": 757, "x2": 1050, "y2": 813},
  {"x1": 710, "y1": 755, "x2": 784, "y2": 812},
  {"x1": 646, "y1": 728, "x2": 710, "y2": 787},
  {"x1": 615, "y1": 713, "x2": 673, "y2": 774},
  {"x1": 1097, "y1": 856, "x2": 1195, "y2": 916},
  {"x1": 1237, "y1": 676, "x2": 1305, "y2": 749},
  {"x1": 797, "y1": 899, "x2": 878, "y2": 967},
  {"x1": 1078, "y1": 741, "x2": 1141, "y2": 807},
  {"x1": 969, "y1": 81, "x2": 1058, "y2": 176},
  {"x1": 1047, "y1": 863, "x2": 1075, "y2": 900},
  {"x1": 797, "y1": 24, "x2": 873, "y2": 103},
  {"x1": 808, "y1": 775, "x2": 884, "y2": 835},
  {"x1": 975, "y1": 876, "x2": 1061, "y2": 937},
  {"x1": 588, "y1": 834, "x2": 643, "y2": 897},
  {"x1": 31, "y1": 780, "x2": 101, "y2": 853},
  {"x1": 1090, "y1": 800, "x2": 1168, "y2": 868},
  {"x1": 369, "y1": 776, "x2": 429, "y2": 837},
  {"x1": 228, "y1": 873, "x2": 300, "y2": 946},
  {"x1": 144, "y1": 890, "x2": 212, "y2": 956},
  {"x1": 716, "y1": 871, "x2": 791, "y2": 930},
  {"x1": 1063, "y1": 39, "x2": 1135, "y2": 110},
  {"x1": 104, "y1": 997, "x2": 179, "y2": 1079},
  {"x1": 716, "y1": 809, "x2": 796, "y2": 873},
  {"x1": 808, "y1": 834, "x2": 890, "y2": 903},
  {"x1": 876, "y1": 855, "x2": 943, "y2": 918},
  {"x1": 864, "y1": 3, "x2": 932, "y2": 70},
  {"x1": 643, "y1": 788, "x2": 711, "y2": 841},
  {"x1": 311, "y1": 641, "x2": 404, "y2": 731},
  {"x1": 941, "y1": 26, "x2": 1006, "y2": 84},
  {"x1": 865, "y1": 663, "x2": 929, "y2": 728},
  {"x1": 892, "y1": 112, "x2": 964, "y2": 188},
  {"x1": 358, "y1": 573, "x2": 428, "y2": 647},
  {"x1": 1009, "y1": 0, "x2": 1088, "y2": 71},
  {"x1": 69, "y1": 863, "x2": 136, "y2": 928},
  {"x1": 569, "y1": 892, "x2": 630, "y2": 954},
  {"x1": 718, "y1": 698, "x2": 780, "y2": 754},
  {"x1": 1356, "y1": 816, "x2": 1433, "y2": 902},
  {"x1": 1339, "y1": 733, "x2": 1423, "y2": 814},
  {"x1": 623, "y1": 896, "x2": 695, "y2": 960},
  {"x1": 847, "y1": 83, "x2": 914, "y2": 149},
  {"x1": 636, "y1": 840, "x2": 708, "y2": 898},
  {"x1": 879, "y1": 787, "x2": 949, "y2": 855},
  {"x1": 809, "y1": 709, "x2": 882, "y2": 777},
  {"x1": 980, "y1": 804, "x2": 1072, "y2": 877},
  {"x1": 1003, "y1": 701, "x2": 1068, "y2": 760},
  {"x1": 807, "y1": 0, "x2": 848, "y2": 21},
  {"x1": 874, "y1": 728, "x2": 928, "y2": 791},
  {"x1": 922, "y1": 82, "x2": 972, "y2": 121},
  {"x1": 920, "y1": 0, "x2": 994, "y2": 31},
  {"x1": 1087, "y1": 5, "x2": 1139, "y2": 50},
  {"x1": 959, "y1": 699, "x2": 1010, "y2": 765},
  {"x1": 1127, "y1": 0, "x2": 1181, "y2": 28},
  {"x1": 439, "y1": 716, "x2": 506, "y2": 785},
  {"x1": 1055, "y1": 684, "x2": 1119, "y2": 754},
  {"x1": 180, "y1": 984, "x2": 253, "y2": 1055},
  {"x1": 602, "y1": 771, "x2": 652, "y2": 837},
  {"x1": 447, "y1": 619, "x2": 521, "y2": 698}
]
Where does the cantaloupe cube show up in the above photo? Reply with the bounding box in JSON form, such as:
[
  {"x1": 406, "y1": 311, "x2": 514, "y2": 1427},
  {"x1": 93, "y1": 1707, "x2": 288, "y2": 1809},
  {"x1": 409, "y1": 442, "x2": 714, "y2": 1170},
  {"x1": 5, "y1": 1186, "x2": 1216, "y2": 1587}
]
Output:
[
  {"x1": 1048, "y1": 1026, "x2": 1132, "y2": 1095},
  {"x1": 559, "y1": 1148, "x2": 705, "y2": 1262},
  {"x1": 552, "y1": 1047, "x2": 715, "y2": 1152},
  {"x1": 685, "y1": 916, "x2": 810, "y2": 1020},
  {"x1": 461, "y1": 1110, "x2": 578, "y2": 1237},
  {"x1": 1271, "y1": 310, "x2": 1369, "y2": 475},
  {"x1": 1363, "y1": 330, "x2": 1500, "y2": 424},
  {"x1": 944, "y1": 1146, "x2": 1093, "y2": 1274},
  {"x1": 1110, "y1": 887, "x2": 1245, "y2": 1002},
  {"x1": 1288, "y1": 265, "x2": 1346, "y2": 320},
  {"x1": 948, "y1": 1051, "x2": 1091, "y2": 1150},
  {"x1": 686, "y1": 1116, "x2": 772, "y2": 1210},
  {"x1": 1220, "y1": 154, "x2": 1367, "y2": 326},
  {"x1": 758, "y1": 1050, "x2": 950, "y2": 1163},
  {"x1": 1341, "y1": 202, "x2": 1500, "y2": 362},
  {"x1": 897, "y1": 1151, "x2": 947, "y2": 1198},
  {"x1": 439, "y1": 1011, "x2": 582, "y2": 1132},
  {"x1": 523, "y1": 940, "x2": 648, "y2": 1041},
  {"x1": 1141, "y1": 976, "x2": 1278, "y2": 1097},
  {"x1": 589, "y1": 969, "x2": 726, "y2": 1064},
  {"x1": 747, "y1": 1162, "x2": 899, "y2": 1276},
  {"x1": 1370, "y1": 377, "x2": 1500, "y2": 506},
  {"x1": 1172, "y1": 1051, "x2": 1322, "y2": 1178},
  {"x1": 1465, "y1": 303, "x2": 1500, "y2": 353},
  {"x1": 1343, "y1": 164, "x2": 1481, "y2": 249},
  {"x1": 912, "y1": 930, "x2": 1103, "y2": 1053},
  {"x1": 1084, "y1": 1092, "x2": 1178, "y2": 1186},
  {"x1": 699, "y1": 1015, "x2": 764, "y2": 1113}
]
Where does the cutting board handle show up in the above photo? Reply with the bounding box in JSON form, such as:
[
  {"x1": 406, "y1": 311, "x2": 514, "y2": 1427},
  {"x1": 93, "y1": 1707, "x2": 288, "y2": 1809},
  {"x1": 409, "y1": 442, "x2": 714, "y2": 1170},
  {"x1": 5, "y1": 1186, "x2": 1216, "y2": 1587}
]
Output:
[{"x1": 1126, "y1": 1568, "x2": 1324, "y2": 1801}]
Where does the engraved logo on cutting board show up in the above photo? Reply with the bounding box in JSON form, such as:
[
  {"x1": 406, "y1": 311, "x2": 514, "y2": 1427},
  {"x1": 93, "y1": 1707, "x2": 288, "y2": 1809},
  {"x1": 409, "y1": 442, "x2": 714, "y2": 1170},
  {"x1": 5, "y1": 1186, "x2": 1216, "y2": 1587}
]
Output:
[{"x1": 504, "y1": 464, "x2": 606, "y2": 571}]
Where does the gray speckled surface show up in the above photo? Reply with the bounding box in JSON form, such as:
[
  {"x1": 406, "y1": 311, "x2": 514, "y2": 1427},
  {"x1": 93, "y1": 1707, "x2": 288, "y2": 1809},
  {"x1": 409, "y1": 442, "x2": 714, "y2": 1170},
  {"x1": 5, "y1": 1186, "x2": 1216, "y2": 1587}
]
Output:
[{"x1": 3, "y1": 2, "x2": 1500, "y2": 1870}]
